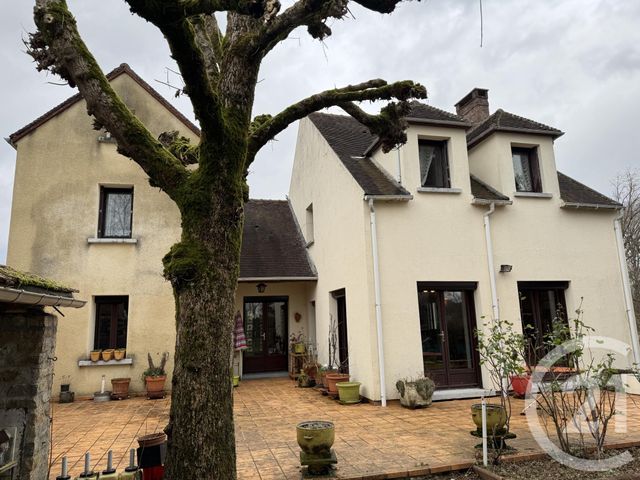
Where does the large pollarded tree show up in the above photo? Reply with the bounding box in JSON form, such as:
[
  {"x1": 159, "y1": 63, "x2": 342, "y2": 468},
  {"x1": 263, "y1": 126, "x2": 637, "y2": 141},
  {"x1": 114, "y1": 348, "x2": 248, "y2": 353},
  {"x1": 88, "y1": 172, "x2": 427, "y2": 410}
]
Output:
[{"x1": 29, "y1": 0, "x2": 425, "y2": 477}]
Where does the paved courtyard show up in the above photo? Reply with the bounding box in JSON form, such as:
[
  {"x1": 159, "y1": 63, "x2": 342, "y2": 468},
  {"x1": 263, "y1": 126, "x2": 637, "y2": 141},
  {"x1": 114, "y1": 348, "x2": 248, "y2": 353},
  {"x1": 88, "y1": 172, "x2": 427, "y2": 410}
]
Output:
[{"x1": 49, "y1": 378, "x2": 640, "y2": 479}]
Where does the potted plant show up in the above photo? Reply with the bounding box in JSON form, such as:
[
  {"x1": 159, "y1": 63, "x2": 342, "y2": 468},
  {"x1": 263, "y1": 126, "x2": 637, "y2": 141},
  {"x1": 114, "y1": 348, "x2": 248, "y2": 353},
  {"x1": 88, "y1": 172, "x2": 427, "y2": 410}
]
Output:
[
  {"x1": 474, "y1": 318, "x2": 526, "y2": 453},
  {"x1": 325, "y1": 372, "x2": 349, "y2": 394},
  {"x1": 396, "y1": 376, "x2": 435, "y2": 409},
  {"x1": 114, "y1": 348, "x2": 126, "y2": 361},
  {"x1": 289, "y1": 331, "x2": 306, "y2": 354},
  {"x1": 90, "y1": 350, "x2": 101, "y2": 362},
  {"x1": 101, "y1": 348, "x2": 114, "y2": 362},
  {"x1": 510, "y1": 369, "x2": 531, "y2": 398},
  {"x1": 143, "y1": 352, "x2": 168, "y2": 399},
  {"x1": 111, "y1": 377, "x2": 131, "y2": 400},
  {"x1": 297, "y1": 370, "x2": 314, "y2": 388},
  {"x1": 336, "y1": 381, "x2": 361, "y2": 404}
]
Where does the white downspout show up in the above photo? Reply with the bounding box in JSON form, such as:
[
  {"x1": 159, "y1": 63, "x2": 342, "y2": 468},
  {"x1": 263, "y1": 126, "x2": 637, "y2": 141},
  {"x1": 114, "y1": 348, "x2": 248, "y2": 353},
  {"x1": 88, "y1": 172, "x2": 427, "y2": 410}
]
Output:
[
  {"x1": 614, "y1": 212, "x2": 640, "y2": 364},
  {"x1": 483, "y1": 203, "x2": 499, "y2": 321},
  {"x1": 396, "y1": 148, "x2": 402, "y2": 184},
  {"x1": 369, "y1": 198, "x2": 387, "y2": 406}
]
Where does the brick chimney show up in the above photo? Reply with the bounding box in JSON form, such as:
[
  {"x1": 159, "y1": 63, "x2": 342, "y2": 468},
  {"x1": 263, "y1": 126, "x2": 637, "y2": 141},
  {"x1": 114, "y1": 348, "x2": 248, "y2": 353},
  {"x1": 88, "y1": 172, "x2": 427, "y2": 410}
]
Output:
[{"x1": 455, "y1": 88, "x2": 490, "y2": 124}]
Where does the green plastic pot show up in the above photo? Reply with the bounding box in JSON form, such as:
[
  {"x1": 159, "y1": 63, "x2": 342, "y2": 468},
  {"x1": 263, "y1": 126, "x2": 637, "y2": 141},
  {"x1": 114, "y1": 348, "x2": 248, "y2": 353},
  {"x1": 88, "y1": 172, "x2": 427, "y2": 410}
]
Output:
[
  {"x1": 336, "y1": 381, "x2": 361, "y2": 404},
  {"x1": 232, "y1": 375, "x2": 240, "y2": 387}
]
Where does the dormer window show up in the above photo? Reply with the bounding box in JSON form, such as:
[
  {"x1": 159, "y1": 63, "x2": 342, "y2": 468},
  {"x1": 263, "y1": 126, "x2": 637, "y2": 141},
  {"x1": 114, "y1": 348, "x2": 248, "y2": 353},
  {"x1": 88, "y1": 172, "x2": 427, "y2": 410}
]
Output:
[
  {"x1": 419, "y1": 140, "x2": 450, "y2": 188},
  {"x1": 512, "y1": 146, "x2": 542, "y2": 193}
]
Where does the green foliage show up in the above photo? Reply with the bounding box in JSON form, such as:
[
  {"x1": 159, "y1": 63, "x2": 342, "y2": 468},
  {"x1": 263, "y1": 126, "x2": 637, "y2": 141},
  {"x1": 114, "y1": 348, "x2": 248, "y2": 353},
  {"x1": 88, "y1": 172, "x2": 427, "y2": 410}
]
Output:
[
  {"x1": 143, "y1": 352, "x2": 169, "y2": 379},
  {"x1": 162, "y1": 239, "x2": 209, "y2": 286}
]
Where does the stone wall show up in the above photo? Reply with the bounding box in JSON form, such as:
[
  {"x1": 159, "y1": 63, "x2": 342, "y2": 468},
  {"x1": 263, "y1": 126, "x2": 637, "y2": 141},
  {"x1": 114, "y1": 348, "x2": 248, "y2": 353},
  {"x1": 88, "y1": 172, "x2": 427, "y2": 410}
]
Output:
[{"x1": 0, "y1": 304, "x2": 57, "y2": 480}]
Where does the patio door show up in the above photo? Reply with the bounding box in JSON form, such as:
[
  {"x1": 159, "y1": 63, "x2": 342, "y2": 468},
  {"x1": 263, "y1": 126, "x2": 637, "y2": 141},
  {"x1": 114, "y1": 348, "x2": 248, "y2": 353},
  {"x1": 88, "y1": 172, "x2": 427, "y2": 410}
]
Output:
[
  {"x1": 243, "y1": 297, "x2": 288, "y2": 373},
  {"x1": 417, "y1": 283, "x2": 480, "y2": 389}
]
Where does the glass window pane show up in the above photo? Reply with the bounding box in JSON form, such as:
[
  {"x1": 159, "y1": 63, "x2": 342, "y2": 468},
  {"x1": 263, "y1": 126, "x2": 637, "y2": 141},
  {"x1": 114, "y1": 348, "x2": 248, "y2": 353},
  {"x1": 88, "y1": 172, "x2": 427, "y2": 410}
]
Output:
[
  {"x1": 244, "y1": 302, "x2": 263, "y2": 356},
  {"x1": 418, "y1": 290, "x2": 444, "y2": 372},
  {"x1": 267, "y1": 301, "x2": 287, "y2": 355},
  {"x1": 513, "y1": 151, "x2": 533, "y2": 191},
  {"x1": 444, "y1": 291, "x2": 472, "y2": 370},
  {"x1": 104, "y1": 191, "x2": 132, "y2": 237},
  {"x1": 419, "y1": 141, "x2": 449, "y2": 188}
]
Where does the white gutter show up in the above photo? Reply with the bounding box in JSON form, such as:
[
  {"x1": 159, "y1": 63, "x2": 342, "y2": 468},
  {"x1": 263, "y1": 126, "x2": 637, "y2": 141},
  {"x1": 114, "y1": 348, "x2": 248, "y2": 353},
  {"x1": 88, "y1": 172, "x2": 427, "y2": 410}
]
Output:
[
  {"x1": 483, "y1": 203, "x2": 500, "y2": 321},
  {"x1": 368, "y1": 198, "x2": 387, "y2": 406},
  {"x1": 0, "y1": 286, "x2": 86, "y2": 308},
  {"x1": 237, "y1": 276, "x2": 317, "y2": 282},
  {"x1": 614, "y1": 213, "x2": 640, "y2": 364},
  {"x1": 561, "y1": 202, "x2": 621, "y2": 210},
  {"x1": 396, "y1": 148, "x2": 402, "y2": 184}
]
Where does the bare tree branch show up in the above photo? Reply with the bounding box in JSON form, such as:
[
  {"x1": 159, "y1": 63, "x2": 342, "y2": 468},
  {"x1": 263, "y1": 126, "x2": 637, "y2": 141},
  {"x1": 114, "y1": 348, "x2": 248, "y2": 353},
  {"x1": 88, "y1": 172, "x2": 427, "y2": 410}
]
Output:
[
  {"x1": 190, "y1": 14, "x2": 223, "y2": 80},
  {"x1": 247, "y1": 79, "x2": 426, "y2": 161},
  {"x1": 29, "y1": 0, "x2": 188, "y2": 199}
]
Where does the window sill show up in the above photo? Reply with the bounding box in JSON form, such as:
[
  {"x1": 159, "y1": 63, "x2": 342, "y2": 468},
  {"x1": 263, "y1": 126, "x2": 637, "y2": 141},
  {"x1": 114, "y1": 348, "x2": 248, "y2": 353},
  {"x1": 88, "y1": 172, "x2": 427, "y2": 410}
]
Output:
[
  {"x1": 87, "y1": 238, "x2": 138, "y2": 244},
  {"x1": 513, "y1": 192, "x2": 553, "y2": 199},
  {"x1": 78, "y1": 358, "x2": 133, "y2": 367},
  {"x1": 417, "y1": 187, "x2": 462, "y2": 194}
]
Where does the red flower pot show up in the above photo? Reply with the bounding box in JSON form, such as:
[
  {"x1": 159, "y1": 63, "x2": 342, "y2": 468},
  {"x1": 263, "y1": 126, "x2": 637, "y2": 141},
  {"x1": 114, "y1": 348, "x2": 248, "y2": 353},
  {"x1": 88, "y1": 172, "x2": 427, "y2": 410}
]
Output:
[
  {"x1": 325, "y1": 373, "x2": 349, "y2": 394},
  {"x1": 510, "y1": 374, "x2": 531, "y2": 398}
]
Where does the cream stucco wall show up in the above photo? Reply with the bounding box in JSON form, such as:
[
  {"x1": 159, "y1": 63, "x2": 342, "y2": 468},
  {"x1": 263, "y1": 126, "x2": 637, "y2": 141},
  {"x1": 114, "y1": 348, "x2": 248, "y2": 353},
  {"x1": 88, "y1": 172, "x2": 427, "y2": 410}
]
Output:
[
  {"x1": 289, "y1": 116, "x2": 636, "y2": 402},
  {"x1": 7, "y1": 73, "x2": 198, "y2": 396},
  {"x1": 289, "y1": 118, "x2": 380, "y2": 400}
]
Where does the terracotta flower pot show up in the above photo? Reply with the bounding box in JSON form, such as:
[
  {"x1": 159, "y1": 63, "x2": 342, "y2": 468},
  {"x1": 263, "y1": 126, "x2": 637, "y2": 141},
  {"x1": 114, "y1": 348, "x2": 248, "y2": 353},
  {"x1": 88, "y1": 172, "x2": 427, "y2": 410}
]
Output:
[
  {"x1": 114, "y1": 348, "x2": 126, "y2": 361},
  {"x1": 325, "y1": 373, "x2": 349, "y2": 394},
  {"x1": 510, "y1": 374, "x2": 531, "y2": 398},
  {"x1": 90, "y1": 350, "x2": 101, "y2": 362},
  {"x1": 101, "y1": 349, "x2": 114, "y2": 362},
  {"x1": 111, "y1": 377, "x2": 131, "y2": 400},
  {"x1": 145, "y1": 375, "x2": 166, "y2": 399}
]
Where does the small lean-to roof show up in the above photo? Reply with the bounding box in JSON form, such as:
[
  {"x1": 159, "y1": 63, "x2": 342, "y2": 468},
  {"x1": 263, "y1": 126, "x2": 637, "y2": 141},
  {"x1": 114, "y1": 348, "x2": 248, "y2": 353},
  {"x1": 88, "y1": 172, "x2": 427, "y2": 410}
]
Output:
[
  {"x1": 557, "y1": 172, "x2": 621, "y2": 209},
  {"x1": 239, "y1": 200, "x2": 316, "y2": 280},
  {"x1": 308, "y1": 112, "x2": 411, "y2": 197},
  {"x1": 8, "y1": 63, "x2": 200, "y2": 146},
  {"x1": 467, "y1": 109, "x2": 563, "y2": 149},
  {"x1": 470, "y1": 175, "x2": 510, "y2": 203}
]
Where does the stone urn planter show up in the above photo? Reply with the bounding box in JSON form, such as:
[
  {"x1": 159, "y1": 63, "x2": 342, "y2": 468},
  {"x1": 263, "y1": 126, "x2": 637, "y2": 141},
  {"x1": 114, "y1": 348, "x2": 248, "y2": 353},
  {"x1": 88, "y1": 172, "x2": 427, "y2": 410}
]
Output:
[
  {"x1": 325, "y1": 373, "x2": 349, "y2": 394},
  {"x1": 296, "y1": 421, "x2": 335, "y2": 455},
  {"x1": 471, "y1": 403, "x2": 507, "y2": 432},
  {"x1": 111, "y1": 377, "x2": 131, "y2": 400},
  {"x1": 336, "y1": 381, "x2": 361, "y2": 404},
  {"x1": 396, "y1": 377, "x2": 435, "y2": 409}
]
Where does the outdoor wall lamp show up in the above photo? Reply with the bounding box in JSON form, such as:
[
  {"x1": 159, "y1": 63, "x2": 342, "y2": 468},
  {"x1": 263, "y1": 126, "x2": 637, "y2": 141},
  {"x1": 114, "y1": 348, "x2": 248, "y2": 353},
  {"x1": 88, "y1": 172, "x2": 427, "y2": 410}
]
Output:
[
  {"x1": 499, "y1": 264, "x2": 513, "y2": 273},
  {"x1": 256, "y1": 282, "x2": 267, "y2": 293}
]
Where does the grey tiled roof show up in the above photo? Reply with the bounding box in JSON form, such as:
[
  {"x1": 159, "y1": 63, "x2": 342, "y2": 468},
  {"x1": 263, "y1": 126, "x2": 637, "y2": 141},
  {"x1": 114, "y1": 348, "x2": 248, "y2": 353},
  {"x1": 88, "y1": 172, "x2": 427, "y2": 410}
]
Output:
[
  {"x1": 240, "y1": 200, "x2": 316, "y2": 279},
  {"x1": 308, "y1": 113, "x2": 411, "y2": 197},
  {"x1": 467, "y1": 109, "x2": 563, "y2": 148},
  {"x1": 557, "y1": 172, "x2": 621, "y2": 208},
  {"x1": 470, "y1": 175, "x2": 510, "y2": 202},
  {"x1": 406, "y1": 101, "x2": 469, "y2": 126}
]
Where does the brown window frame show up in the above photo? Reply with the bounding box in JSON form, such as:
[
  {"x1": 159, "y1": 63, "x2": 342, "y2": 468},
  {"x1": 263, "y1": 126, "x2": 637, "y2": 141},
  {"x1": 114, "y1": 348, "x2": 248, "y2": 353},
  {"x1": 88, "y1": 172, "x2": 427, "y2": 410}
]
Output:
[
  {"x1": 419, "y1": 139, "x2": 451, "y2": 188},
  {"x1": 94, "y1": 296, "x2": 129, "y2": 350},
  {"x1": 512, "y1": 146, "x2": 542, "y2": 193},
  {"x1": 98, "y1": 186, "x2": 134, "y2": 239}
]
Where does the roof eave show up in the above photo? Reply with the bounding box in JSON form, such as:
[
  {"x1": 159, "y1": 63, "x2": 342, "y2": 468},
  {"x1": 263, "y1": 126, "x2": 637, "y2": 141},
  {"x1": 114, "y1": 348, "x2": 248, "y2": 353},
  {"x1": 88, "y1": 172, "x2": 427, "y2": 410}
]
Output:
[
  {"x1": 363, "y1": 194, "x2": 413, "y2": 202},
  {"x1": 405, "y1": 117, "x2": 472, "y2": 129},
  {"x1": 468, "y1": 126, "x2": 565, "y2": 149},
  {"x1": 561, "y1": 201, "x2": 622, "y2": 210},
  {"x1": 237, "y1": 276, "x2": 318, "y2": 282},
  {"x1": 471, "y1": 198, "x2": 512, "y2": 206}
]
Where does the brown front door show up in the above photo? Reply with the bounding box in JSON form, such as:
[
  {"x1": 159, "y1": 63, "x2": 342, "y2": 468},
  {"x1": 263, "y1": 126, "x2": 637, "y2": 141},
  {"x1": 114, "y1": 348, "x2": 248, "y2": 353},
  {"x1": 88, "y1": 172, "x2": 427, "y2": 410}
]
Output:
[
  {"x1": 418, "y1": 283, "x2": 480, "y2": 389},
  {"x1": 243, "y1": 297, "x2": 288, "y2": 373}
]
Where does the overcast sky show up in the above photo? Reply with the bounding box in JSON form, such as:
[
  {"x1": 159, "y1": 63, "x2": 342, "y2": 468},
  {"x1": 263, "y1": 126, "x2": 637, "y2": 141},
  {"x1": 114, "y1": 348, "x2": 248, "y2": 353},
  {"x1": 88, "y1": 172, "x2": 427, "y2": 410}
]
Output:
[{"x1": 1, "y1": 0, "x2": 639, "y2": 263}]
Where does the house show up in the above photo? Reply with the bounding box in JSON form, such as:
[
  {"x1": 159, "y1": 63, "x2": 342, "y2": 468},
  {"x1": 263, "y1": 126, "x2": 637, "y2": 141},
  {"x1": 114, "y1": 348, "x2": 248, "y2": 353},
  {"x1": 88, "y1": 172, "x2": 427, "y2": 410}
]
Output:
[{"x1": 6, "y1": 67, "x2": 639, "y2": 402}]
